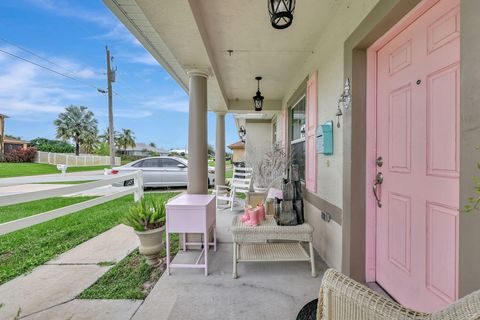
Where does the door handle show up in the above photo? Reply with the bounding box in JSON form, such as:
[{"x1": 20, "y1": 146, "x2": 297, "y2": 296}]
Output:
[{"x1": 373, "y1": 172, "x2": 383, "y2": 208}]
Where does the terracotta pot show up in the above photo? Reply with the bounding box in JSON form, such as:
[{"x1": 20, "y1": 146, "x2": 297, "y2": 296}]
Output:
[{"x1": 135, "y1": 226, "x2": 165, "y2": 266}]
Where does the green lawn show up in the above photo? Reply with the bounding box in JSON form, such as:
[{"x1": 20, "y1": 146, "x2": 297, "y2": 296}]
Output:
[
  {"x1": 226, "y1": 166, "x2": 233, "y2": 179},
  {"x1": 207, "y1": 160, "x2": 233, "y2": 179},
  {"x1": 0, "y1": 192, "x2": 179, "y2": 285},
  {"x1": 0, "y1": 163, "x2": 110, "y2": 178},
  {"x1": 0, "y1": 196, "x2": 96, "y2": 224},
  {"x1": 78, "y1": 235, "x2": 179, "y2": 300}
]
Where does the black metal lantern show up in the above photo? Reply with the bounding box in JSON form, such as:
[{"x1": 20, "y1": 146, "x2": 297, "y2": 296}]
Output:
[
  {"x1": 253, "y1": 76, "x2": 264, "y2": 112},
  {"x1": 268, "y1": 0, "x2": 296, "y2": 30}
]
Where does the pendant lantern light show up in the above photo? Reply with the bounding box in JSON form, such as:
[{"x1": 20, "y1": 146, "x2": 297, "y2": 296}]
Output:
[
  {"x1": 268, "y1": 0, "x2": 296, "y2": 30},
  {"x1": 253, "y1": 76, "x2": 264, "y2": 112}
]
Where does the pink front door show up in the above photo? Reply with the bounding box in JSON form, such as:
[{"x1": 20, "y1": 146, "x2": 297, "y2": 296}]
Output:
[{"x1": 375, "y1": 0, "x2": 460, "y2": 312}]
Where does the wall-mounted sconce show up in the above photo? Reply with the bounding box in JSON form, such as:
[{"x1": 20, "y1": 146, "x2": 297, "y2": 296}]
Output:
[
  {"x1": 335, "y1": 78, "x2": 351, "y2": 128},
  {"x1": 338, "y1": 78, "x2": 351, "y2": 110},
  {"x1": 335, "y1": 105, "x2": 343, "y2": 128},
  {"x1": 239, "y1": 125, "x2": 247, "y2": 142}
]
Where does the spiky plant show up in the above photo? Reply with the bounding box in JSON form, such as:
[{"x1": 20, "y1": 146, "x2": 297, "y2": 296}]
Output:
[{"x1": 122, "y1": 198, "x2": 166, "y2": 232}]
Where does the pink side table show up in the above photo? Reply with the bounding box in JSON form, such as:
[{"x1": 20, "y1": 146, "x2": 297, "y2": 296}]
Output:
[{"x1": 165, "y1": 194, "x2": 216, "y2": 276}]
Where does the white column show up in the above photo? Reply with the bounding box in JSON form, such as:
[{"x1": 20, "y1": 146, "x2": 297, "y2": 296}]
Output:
[
  {"x1": 187, "y1": 69, "x2": 209, "y2": 194},
  {"x1": 215, "y1": 112, "x2": 226, "y2": 186}
]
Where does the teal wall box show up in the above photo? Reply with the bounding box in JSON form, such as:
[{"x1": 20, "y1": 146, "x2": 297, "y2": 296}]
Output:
[{"x1": 316, "y1": 121, "x2": 333, "y2": 155}]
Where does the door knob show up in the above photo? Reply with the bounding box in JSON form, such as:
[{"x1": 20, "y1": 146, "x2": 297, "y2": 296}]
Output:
[{"x1": 373, "y1": 172, "x2": 383, "y2": 208}]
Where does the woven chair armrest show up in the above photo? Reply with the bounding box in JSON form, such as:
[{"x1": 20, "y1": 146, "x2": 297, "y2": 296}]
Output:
[{"x1": 317, "y1": 269, "x2": 430, "y2": 320}]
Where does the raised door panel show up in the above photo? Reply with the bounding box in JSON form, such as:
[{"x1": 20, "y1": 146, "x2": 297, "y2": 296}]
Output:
[{"x1": 426, "y1": 63, "x2": 459, "y2": 178}]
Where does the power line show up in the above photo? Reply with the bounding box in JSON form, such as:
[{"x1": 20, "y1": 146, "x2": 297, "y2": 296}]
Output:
[
  {"x1": 0, "y1": 36, "x2": 106, "y2": 76},
  {"x1": 0, "y1": 47, "x2": 121, "y2": 95}
]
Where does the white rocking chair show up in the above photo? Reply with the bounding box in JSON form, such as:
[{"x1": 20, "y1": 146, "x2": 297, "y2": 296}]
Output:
[{"x1": 216, "y1": 167, "x2": 253, "y2": 211}]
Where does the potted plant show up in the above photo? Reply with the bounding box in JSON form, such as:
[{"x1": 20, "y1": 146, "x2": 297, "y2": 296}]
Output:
[{"x1": 123, "y1": 198, "x2": 166, "y2": 265}]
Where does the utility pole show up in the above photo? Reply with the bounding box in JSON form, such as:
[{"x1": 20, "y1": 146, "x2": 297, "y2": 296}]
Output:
[{"x1": 106, "y1": 46, "x2": 115, "y2": 167}]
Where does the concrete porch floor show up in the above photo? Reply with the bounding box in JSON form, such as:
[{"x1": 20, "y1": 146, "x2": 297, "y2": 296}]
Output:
[{"x1": 132, "y1": 207, "x2": 328, "y2": 320}]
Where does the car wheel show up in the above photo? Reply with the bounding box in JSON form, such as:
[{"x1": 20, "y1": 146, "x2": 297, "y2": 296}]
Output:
[
  {"x1": 124, "y1": 179, "x2": 134, "y2": 187},
  {"x1": 208, "y1": 178, "x2": 210, "y2": 188}
]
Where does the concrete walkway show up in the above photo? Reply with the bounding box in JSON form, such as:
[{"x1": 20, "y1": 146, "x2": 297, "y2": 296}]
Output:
[{"x1": 0, "y1": 224, "x2": 140, "y2": 320}]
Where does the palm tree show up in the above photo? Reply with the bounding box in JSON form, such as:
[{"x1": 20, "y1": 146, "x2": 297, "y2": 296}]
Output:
[
  {"x1": 80, "y1": 130, "x2": 99, "y2": 154},
  {"x1": 99, "y1": 128, "x2": 120, "y2": 147},
  {"x1": 54, "y1": 105, "x2": 98, "y2": 155},
  {"x1": 117, "y1": 128, "x2": 136, "y2": 154}
]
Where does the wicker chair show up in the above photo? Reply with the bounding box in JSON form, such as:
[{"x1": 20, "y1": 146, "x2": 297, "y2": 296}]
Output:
[{"x1": 317, "y1": 269, "x2": 480, "y2": 320}]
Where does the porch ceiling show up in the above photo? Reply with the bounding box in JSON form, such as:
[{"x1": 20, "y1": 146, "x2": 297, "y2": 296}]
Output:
[{"x1": 104, "y1": 0, "x2": 341, "y2": 112}]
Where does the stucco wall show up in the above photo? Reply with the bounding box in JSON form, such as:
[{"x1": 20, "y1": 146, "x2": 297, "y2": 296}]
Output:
[
  {"x1": 232, "y1": 148, "x2": 245, "y2": 163},
  {"x1": 280, "y1": 0, "x2": 381, "y2": 269},
  {"x1": 245, "y1": 120, "x2": 272, "y2": 167}
]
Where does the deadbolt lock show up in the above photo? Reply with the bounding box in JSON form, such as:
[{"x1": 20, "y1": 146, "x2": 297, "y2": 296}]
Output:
[{"x1": 376, "y1": 156, "x2": 384, "y2": 167}]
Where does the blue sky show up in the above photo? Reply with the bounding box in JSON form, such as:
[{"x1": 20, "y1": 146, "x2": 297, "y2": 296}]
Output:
[{"x1": 0, "y1": 0, "x2": 238, "y2": 150}]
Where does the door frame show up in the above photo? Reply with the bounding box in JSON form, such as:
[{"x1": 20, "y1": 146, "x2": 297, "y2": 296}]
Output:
[{"x1": 365, "y1": 0, "x2": 445, "y2": 282}]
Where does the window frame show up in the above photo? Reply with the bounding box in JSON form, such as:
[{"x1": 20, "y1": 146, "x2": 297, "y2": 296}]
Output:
[{"x1": 289, "y1": 94, "x2": 307, "y2": 182}]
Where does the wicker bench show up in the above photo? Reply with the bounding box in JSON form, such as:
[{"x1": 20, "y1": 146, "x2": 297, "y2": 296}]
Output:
[{"x1": 230, "y1": 215, "x2": 316, "y2": 279}]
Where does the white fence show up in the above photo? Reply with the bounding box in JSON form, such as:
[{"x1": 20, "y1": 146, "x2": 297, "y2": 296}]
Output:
[
  {"x1": 0, "y1": 171, "x2": 143, "y2": 235},
  {"x1": 35, "y1": 151, "x2": 121, "y2": 166}
]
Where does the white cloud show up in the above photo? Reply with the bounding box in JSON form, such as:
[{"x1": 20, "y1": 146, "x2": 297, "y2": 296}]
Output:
[
  {"x1": 0, "y1": 48, "x2": 97, "y2": 119},
  {"x1": 27, "y1": 0, "x2": 113, "y2": 27},
  {"x1": 142, "y1": 94, "x2": 189, "y2": 113},
  {"x1": 117, "y1": 52, "x2": 158, "y2": 66},
  {"x1": 130, "y1": 53, "x2": 157, "y2": 66},
  {"x1": 26, "y1": 0, "x2": 141, "y2": 47},
  {"x1": 48, "y1": 57, "x2": 104, "y2": 80},
  {"x1": 91, "y1": 23, "x2": 141, "y2": 47}
]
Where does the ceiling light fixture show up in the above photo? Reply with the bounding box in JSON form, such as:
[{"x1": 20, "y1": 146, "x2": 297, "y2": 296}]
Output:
[
  {"x1": 253, "y1": 76, "x2": 264, "y2": 112},
  {"x1": 268, "y1": 0, "x2": 296, "y2": 30}
]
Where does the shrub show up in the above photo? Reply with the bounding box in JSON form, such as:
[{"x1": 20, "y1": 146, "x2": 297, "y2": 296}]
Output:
[
  {"x1": 29, "y1": 138, "x2": 74, "y2": 153},
  {"x1": 119, "y1": 155, "x2": 146, "y2": 163},
  {"x1": 94, "y1": 141, "x2": 110, "y2": 156},
  {"x1": 5, "y1": 147, "x2": 37, "y2": 163}
]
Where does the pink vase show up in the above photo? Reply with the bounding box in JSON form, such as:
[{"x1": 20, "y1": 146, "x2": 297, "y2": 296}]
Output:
[
  {"x1": 257, "y1": 203, "x2": 265, "y2": 221},
  {"x1": 245, "y1": 208, "x2": 259, "y2": 226},
  {"x1": 240, "y1": 206, "x2": 251, "y2": 222}
]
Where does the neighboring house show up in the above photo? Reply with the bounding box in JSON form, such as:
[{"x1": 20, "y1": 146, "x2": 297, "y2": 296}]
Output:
[
  {"x1": 106, "y1": 0, "x2": 480, "y2": 313},
  {"x1": 227, "y1": 140, "x2": 245, "y2": 165},
  {"x1": 0, "y1": 114, "x2": 28, "y2": 155},
  {"x1": 4, "y1": 137, "x2": 28, "y2": 154},
  {"x1": 122, "y1": 143, "x2": 168, "y2": 157}
]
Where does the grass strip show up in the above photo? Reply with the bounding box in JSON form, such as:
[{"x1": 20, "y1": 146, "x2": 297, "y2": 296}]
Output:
[
  {"x1": 78, "y1": 236, "x2": 179, "y2": 300},
  {"x1": 0, "y1": 192, "x2": 179, "y2": 285},
  {"x1": 0, "y1": 196, "x2": 97, "y2": 224}
]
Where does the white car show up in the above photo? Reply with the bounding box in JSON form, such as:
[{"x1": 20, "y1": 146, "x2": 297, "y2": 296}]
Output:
[{"x1": 112, "y1": 156, "x2": 215, "y2": 188}]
